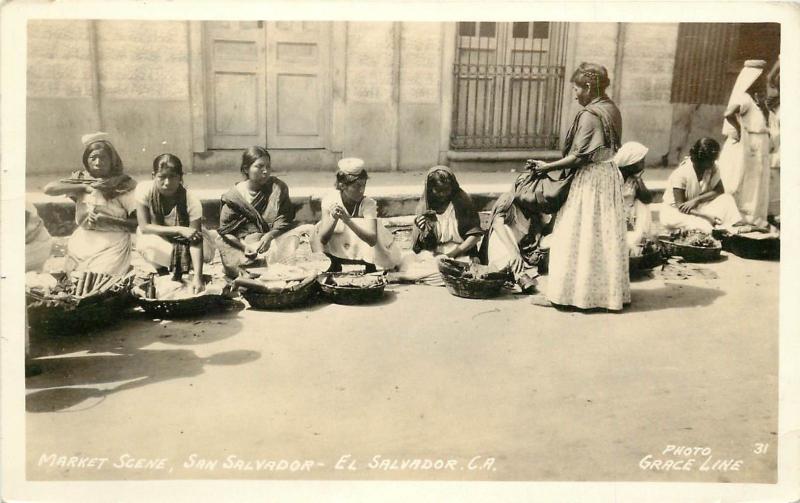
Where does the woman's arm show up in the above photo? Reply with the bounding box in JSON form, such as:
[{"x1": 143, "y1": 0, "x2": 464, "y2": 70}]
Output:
[
  {"x1": 338, "y1": 212, "x2": 378, "y2": 247},
  {"x1": 445, "y1": 234, "x2": 481, "y2": 259},
  {"x1": 188, "y1": 219, "x2": 204, "y2": 292},
  {"x1": 135, "y1": 203, "x2": 197, "y2": 240},
  {"x1": 492, "y1": 216, "x2": 521, "y2": 257},
  {"x1": 91, "y1": 211, "x2": 138, "y2": 232},
  {"x1": 316, "y1": 209, "x2": 339, "y2": 245},
  {"x1": 535, "y1": 153, "x2": 586, "y2": 173},
  {"x1": 43, "y1": 181, "x2": 91, "y2": 197},
  {"x1": 724, "y1": 103, "x2": 742, "y2": 141},
  {"x1": 635, "y1": 177, "x2": 653, "y2": 204}
]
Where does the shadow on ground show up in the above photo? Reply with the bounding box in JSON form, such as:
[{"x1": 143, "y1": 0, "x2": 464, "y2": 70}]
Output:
[{"x1": 26, "y1": 307, "x2": 260, "y2": 413}]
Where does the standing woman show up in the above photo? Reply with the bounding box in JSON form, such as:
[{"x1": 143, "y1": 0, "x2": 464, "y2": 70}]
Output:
[
  {"x1": 529, "y1": 62, "x2": 629, "y2": 311},
  {"x1": 718, "y1": 60, "x2": 771, "y2": 227},
  {"x1": 215, "y1": 146, "x2": 312, "y2": 278},
  {"x1": 43, "y1": 132, "x2": 138, "y2": 275},
  {"x1": 311, "y1": 158, "x2": 400, "y2": 273},
  {"x1": 135, "y1": 154, "x2": 212, "y2": 293}
]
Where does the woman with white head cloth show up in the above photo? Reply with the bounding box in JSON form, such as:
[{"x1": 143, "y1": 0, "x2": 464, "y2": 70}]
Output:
[
  {"x1": 718, "y1": 59, "x2": 771, "y2": 227},
  {"x1": 311, "y1": 157, "x2": 400, "y2": 272},
  {"x1": 613, "y1": 142, "x2": 654, "y2": 255}
]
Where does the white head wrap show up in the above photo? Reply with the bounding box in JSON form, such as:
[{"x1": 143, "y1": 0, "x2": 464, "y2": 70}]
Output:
[
  {"x1": 81, "y1": 131, "x2": 111, "y2": 147},
  {"x1": 722, "y1": 60, "x2": 766, "y2": 136},
  {"x1": 613, "y1": 142, "x2": 649, "y2": 168},
  {"x1": 337, "y1": 157, "x2": 365, "y2": 175}
]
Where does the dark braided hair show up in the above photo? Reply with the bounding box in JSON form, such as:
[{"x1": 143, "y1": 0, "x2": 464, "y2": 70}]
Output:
[
  {"x1": 689, "y1": 137, "x2": 721, "y2": 166},
  {"x1": 570, "y1": 62, "x2": 611, "y2": 96}
]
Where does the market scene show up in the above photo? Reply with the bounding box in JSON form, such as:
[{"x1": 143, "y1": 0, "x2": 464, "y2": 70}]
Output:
[{"x1": 22, "y1": 20, "x2": 780, "y2": 482}]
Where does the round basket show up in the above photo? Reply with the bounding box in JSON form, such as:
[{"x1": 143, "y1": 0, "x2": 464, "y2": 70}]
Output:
[
  {"x1": 723, "y1": 234, "x2": 779, "y2": 260},
  {"x1": 241, "y1": 277, "x2": 319, "y2": 310},
  {"x1": 658, "y1": 238, "x2": 722, "y2": 262},
  {"x1": 132, "y1": 280, "x2": 233, "y2": 319},
  {"x1": 436, "y1": 259, "x2": 507, "y2": 299},
  {"x1": 629, "y1": 248, "x2": 666, "y2": 272},
  {"x1": 317, "y1": 272, "x2": 386, "y2": 305},
  {"x1": 26, "y1": 285, "x2": 134, "y2": 336}
]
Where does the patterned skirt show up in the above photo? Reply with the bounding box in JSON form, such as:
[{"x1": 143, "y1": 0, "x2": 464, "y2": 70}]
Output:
[{"x1": 546, "y1": 161, "x2": 630, "y2": 310}]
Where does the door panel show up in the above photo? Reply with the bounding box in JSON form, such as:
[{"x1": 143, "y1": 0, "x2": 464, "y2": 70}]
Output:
[
  {"x1": 266, "y1": 21, "x2": 330, "y2": 148},
  {"x1": 205, "y1": 22, "x2": 266, "y2": 149}
]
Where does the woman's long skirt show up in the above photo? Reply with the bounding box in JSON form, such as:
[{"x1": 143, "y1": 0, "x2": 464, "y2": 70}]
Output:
[{"x1": 546, "y1": 161, "x2": 630, "y2": 310}]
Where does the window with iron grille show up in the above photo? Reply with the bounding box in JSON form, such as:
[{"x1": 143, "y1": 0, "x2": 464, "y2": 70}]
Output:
[{"x1": 451, "y1": 22, "x2": 569, "y2": 150}]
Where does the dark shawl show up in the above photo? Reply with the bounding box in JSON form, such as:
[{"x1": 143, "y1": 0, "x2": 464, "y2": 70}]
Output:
[
  {"x1": 65, "y1": 140, "x2": 137, "y2": 200},
  {"x1": 562, "y1": 96, "x2": 622, "y2": 161},
  {"x1": 149, "y1": 184, "x2": 192, "y2": 280},
  {"x1": 411, "y1": 165, "x2": 482, "y2": 254},
  {"x1": 217, "y1": 178, "x2": 295, "y2": 239},
  {"x1": 480, "y1": 174, "x2": 550, "y2": 267}
]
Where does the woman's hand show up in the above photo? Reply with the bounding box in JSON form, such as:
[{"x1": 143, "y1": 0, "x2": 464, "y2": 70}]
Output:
[
  {"x1": 178, "y1": 226, "x2": 201, "y2": 242},
  {"x1": 257, "y1": 234, "x2": 273, "y2": 254},
  {"x1": 331, "y1": 204, "x2": 351, "y2": 223},
  {"x1": 83, "y1": 184, "x2": 95, "y2": 194},
  {"x1": 678, "y1": 198, "x2": 698, "y2": 213}
]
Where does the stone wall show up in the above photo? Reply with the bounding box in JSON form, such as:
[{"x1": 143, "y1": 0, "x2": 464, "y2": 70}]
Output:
[
  {"x1": 26, "y1": 20, "x2": 193, "y2": 176},
  {"x1": 617, "y1": 23, "x2": 679, "y2": 165}
]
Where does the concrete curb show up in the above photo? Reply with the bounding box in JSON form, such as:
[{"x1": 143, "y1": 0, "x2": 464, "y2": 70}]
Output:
[{"x1": 30, "y1": 182, "x2": 667, "y2": 237}]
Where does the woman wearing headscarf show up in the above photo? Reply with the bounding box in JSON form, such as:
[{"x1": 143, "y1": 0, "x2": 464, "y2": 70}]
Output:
[
  {"x1": 613, "y1": 142, "x2": 654, "y2": 255},
  {"x1": 393, "y1": 165, "x2": 482, "y2": 284},
  {"x1": 527, "y1": 62, "x2": 628, "y2": 311},
  {"x1": 718, "y1": 59, "x2": 771, "y2": 227},
  {"x1": 215, "y1": 146, "x2": 314, "y2": 279},
  {"x1": 661, "y1": 137, "x2": 743, "y2": 234},
  {"x1": 482, "y1": 173, "x2": 552, "y2": 292},
  {"x1": 43, "y1": 132, "x2": 138, "y2": 275},
  {"x1": 311, "y1": 158, "x2": 401, "y2": 273}
]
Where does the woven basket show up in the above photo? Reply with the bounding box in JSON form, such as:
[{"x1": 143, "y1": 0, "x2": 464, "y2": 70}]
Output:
[
  {"x1": 132, "y1": 280, "x2": 233, "y2": 319},
  {"x1": 241, "y1": 276, "x2": 319, "y2": 310},
  {"x1": 629, "y1": 248, "x2": 666, "y2": 272},
  {"x1": 723, "y1": 234, "x2": 780, "y2": 260},
  {"x1": 436, "y1": 259, "x2": 508, "y2": 299},
  {"x1": 317, "y1": 272, "x2": 387, "y2": 305},
  {"x1": 26, "y1": 280, "x2": 134, "y2": 335},
  {"x1": 658, "y1": 238, "x2": 722, "y2": 262}
]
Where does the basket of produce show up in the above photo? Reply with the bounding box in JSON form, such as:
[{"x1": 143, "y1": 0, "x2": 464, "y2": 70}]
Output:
[
  {"x1": 317, "y1": 272, "x2": 387, "y2": 305},
  {"x1": 629, "y1": 239, "x2": 666, "y2": 272},
  {"x1": 437, "y1": 257, "x2": 510, "y2": 299},
  {"x1": 658, "y1": 230, "x2": 722, "y2": 262},
  {"x1": 235, "y1": 264, "x2": 320, "y2": 310},
  {"x1": 132, "y1": 274, "x2": 235, "y2": 318},
  {"x1": 722, "y1": 231, "x2": 780, "y2": 260},
  {"x1": 26, "y1": 271, "x2": 135, "y2": 335}
]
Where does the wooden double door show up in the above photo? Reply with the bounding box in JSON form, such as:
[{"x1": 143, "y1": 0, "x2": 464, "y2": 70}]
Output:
[{"x1": 204, "y1": 21, "x2": 330, "y2": 149}]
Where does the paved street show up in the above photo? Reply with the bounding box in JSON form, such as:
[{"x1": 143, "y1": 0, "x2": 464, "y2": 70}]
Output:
[{"x1": 26, "y1": 254, "x2": 778, "y2": 483}]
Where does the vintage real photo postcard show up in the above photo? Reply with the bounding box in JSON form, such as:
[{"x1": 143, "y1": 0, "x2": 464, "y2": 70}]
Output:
[{"x1": 2, "y1": 0, "x2": 799, "y2": 502}]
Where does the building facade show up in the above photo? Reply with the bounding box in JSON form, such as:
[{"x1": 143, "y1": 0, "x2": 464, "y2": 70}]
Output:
[{"x1": 27, "y1": 20, "x2": 779, "y2": 175}]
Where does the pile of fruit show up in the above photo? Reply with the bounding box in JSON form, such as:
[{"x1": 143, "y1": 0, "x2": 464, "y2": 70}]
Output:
[
  {"x1": 670, "y1": 229, "x2": 720, "y2": 248},
  {"x1": 324, "y1": 274, "x2": 384, "y2": 289}
]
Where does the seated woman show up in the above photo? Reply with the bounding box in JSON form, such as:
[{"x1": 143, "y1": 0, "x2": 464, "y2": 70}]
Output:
[
  {"x1": 483, "y1": 172, "x2": 552, "y2": 292},
  {"x1": 215, "y1": 146, "x2": 313, "y2": 279},
  {"x1": 26, "y1": 202, "x2": 54, "y2": 273},
  {"x1": 613, "y1": 142, "x2": 655, "y2": 255},
  {"x1": 661, "y1": 137, "x2": 743, "y2": 234},
  {"x1": 311, "y1": 158, "x2": 400, "y2": 273},
  {"x1": 43, "y1": 132, "x2": 138, "y2": 275},
  {"x1": 394, "y1": 166, "x2": 483, "y2": 284},
  {"x1": 135, "y1": 153, "x2": 213, "y2": 293}
]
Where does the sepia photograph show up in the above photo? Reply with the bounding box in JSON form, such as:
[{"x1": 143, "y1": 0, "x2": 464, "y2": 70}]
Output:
[{"x1": 2, "y1": 1, "x2": 799, "y2": 502}]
